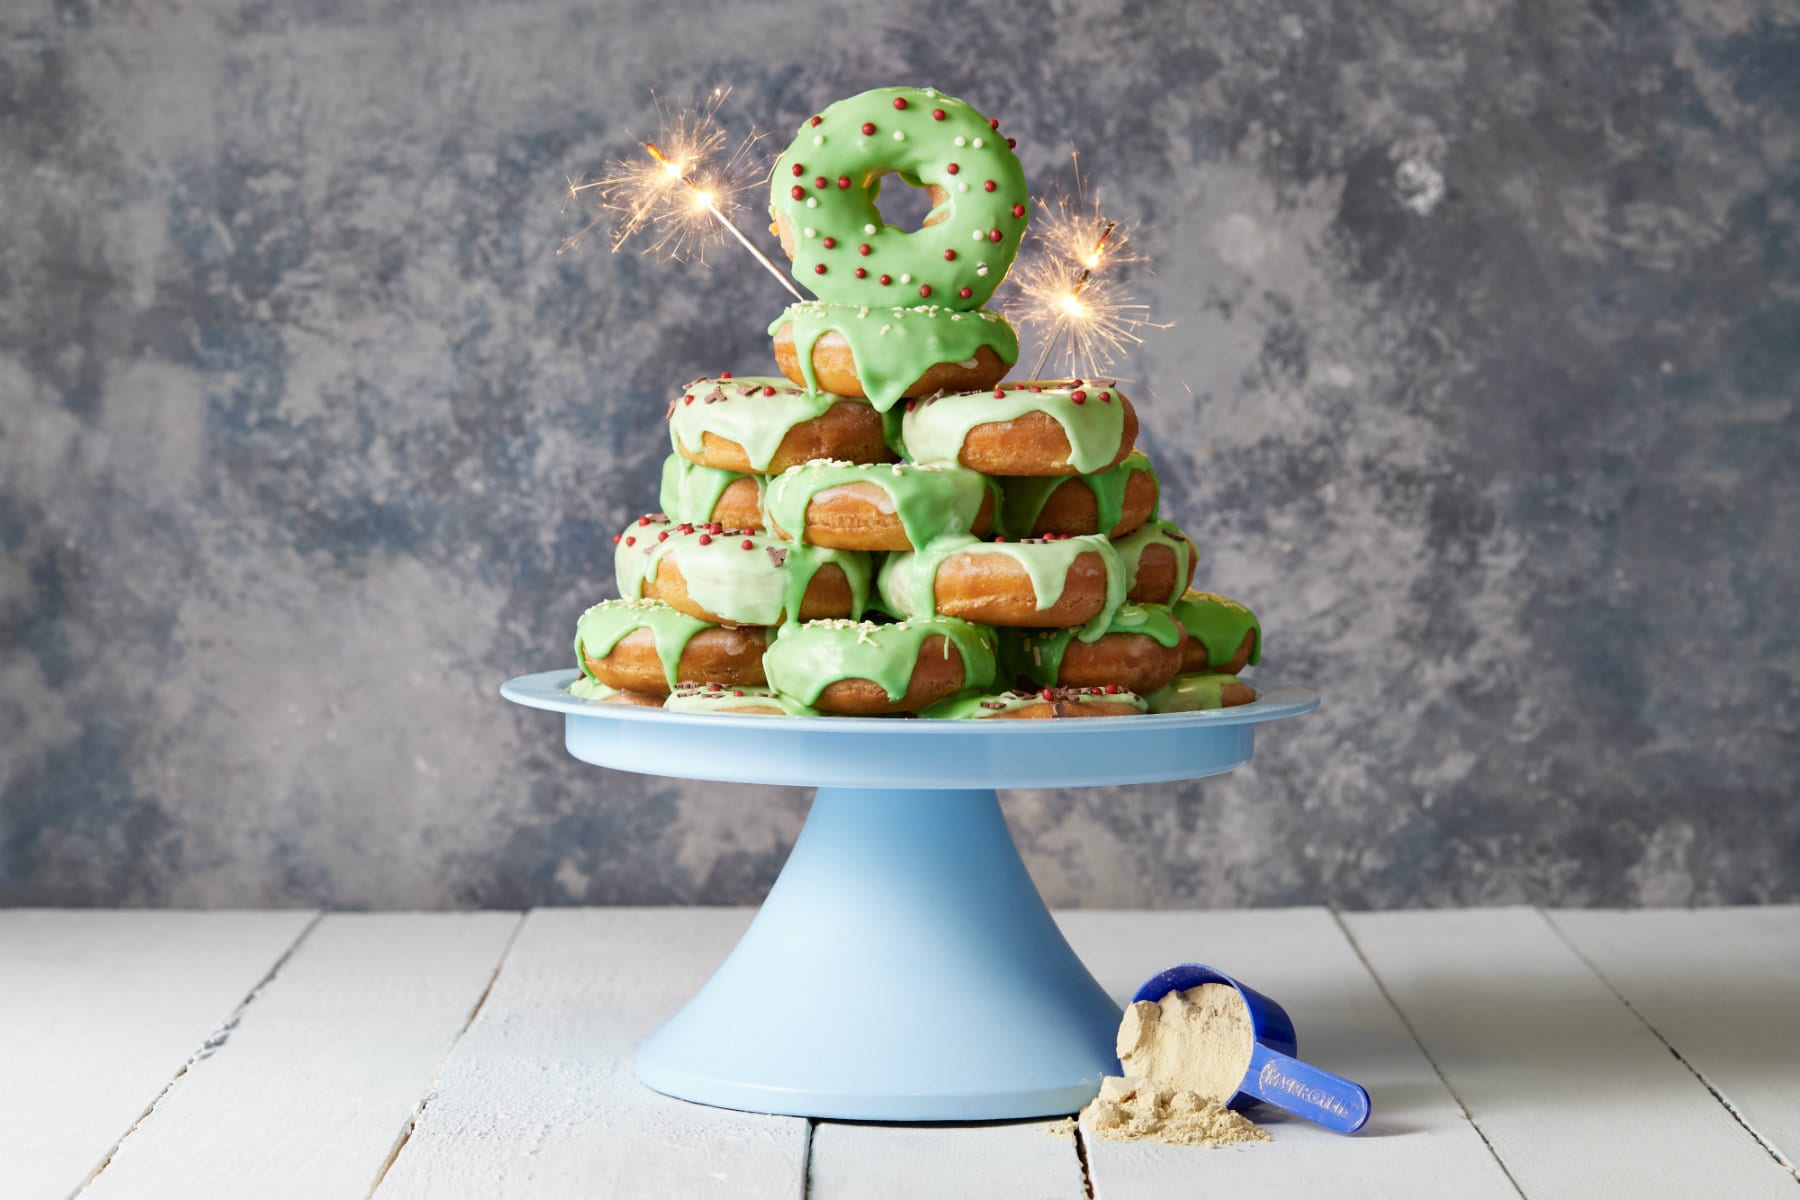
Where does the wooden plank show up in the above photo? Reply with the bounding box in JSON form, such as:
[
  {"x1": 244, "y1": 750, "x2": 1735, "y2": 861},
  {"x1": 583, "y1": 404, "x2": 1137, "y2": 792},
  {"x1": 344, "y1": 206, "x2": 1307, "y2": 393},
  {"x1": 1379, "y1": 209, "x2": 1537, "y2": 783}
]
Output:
[
  {"x1": 77, "y1": 912, "x2": 520, "y2": 1199},
  {"x1": 1344, "y1": 907, "x2": 1797, "y2": 1199},
  {"x1": 371, "y1": 907, "x2": 809, "y2": 1200},
  {"x1": 1060, "y1": 908, "x2": 1521, "y2": 1200},
  {"x1": 807, "y1": 1120, "x2": 1086, "y2": 1200},
  {"x1": 0, "y1": 909, "x2": 317, "y2": 1199},
  {"x1": 1550, "y1": 907, "x2": 1800, "y2": 1174}
]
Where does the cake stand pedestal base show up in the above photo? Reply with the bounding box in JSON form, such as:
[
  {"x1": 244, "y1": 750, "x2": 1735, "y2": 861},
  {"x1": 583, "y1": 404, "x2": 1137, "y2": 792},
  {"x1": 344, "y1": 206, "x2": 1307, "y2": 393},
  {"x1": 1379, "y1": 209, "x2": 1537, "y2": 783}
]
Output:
[{"x1": 635, "y1": 786, "x2": 1121, "y2": 1121}]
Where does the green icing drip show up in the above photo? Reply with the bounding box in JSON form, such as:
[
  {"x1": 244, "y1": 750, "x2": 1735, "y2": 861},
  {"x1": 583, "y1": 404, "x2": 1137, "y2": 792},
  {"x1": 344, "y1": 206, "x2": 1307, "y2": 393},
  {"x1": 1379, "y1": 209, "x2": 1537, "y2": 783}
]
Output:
[
  {"x1": 667, "y1": 376, "x2": 842, "y2": 473},
  {"x1": 659, "y1": 454, "x2": 759, "y2": 525},
  {"x1": 1145, "y1": 673, "x2": 1250, "y2": 713},
  {"x1": 566, "y1": 675, "x2": 622, "y2": 702},
  {"x1": 920, "y1": 688, "x2": 1149, "y2": 719},
  {"x1": 573, "y1": 598, "x2": 715, "y2": 691},
  {"x1": 877, "y1": 532, "x2": 1125, "y2": 642},
  {"x1": 903, "y1": 382, "x2": 1130, "y2": 474},
  {"x1": 768, "y1": 86, "x2": 1029, "y2": 309},
  {"x1": 995, "y1": 448, "x2": 1156, "y2": 539},
  {"x1": 764, "y1": 460, "x2": 992, "y2": 549},
  {"x1": 1112, "y1": 518, "x2": 1198, "y2": 606},
  {"x1": 762, "y1": 616, "x2": 997, "y2": 705},
  {"x1": 1172, "y1": 589, "x2": 1262, "y2": 668},
  {"x1": 772, "y1": 301, "x2": 1018, "y2": 414},
  {"x1": 614, "y1": 517, "x2": 871, "y2": 626},
  {"x1": 996, "y1": 603, "x2": 1185, "y2": 686},
  {"x1": 664, "y1": 686, "x2": 818, "y2": 717}
]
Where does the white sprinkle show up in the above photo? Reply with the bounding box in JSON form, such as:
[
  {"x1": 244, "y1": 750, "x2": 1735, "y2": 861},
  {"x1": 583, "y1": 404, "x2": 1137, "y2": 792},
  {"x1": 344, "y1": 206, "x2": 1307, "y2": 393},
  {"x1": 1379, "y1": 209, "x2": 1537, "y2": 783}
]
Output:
[
  {"x1": 949, "y1": 314, "x2": 964, "y2": 321},
  {"x1": 879, "y1": 324, "x2": 891, "y2": 334},
  {"x1": 954, "y1": 135, "x2": 966, "y2": 147},
  {"x1": 971, "y1": 229, "x2": 984, "y2": 241},
  {"x1": 806, "y1": 197, "x2": 817, "y2": 208},
  {"x1": 864, "y1": 223, "x2": 878, "y2": 235},
  {"x1": 958, "y1": 182, "x2": 969, "y2": 192},
  {"x1": 858, "y1": 305, "x2": 869, "y2": 317},
  {"x1": 973, "y1": 137, "x2": 984, "y2": 148},
  {"x1": 813, "y1": 134, "x2": 824, "y2": 146},
  {"x1": 977, "y1": 265, "x2": 989, "y2": 276},
  {"x1": 893, "y1": 130, "x2": 905, "y2": 141},
  {"x1": 803, "y1": 227, "x2": 816, "y2": 237},
  {"x1": 900, "y1": 273, "x2": 912, "y2": 283}
]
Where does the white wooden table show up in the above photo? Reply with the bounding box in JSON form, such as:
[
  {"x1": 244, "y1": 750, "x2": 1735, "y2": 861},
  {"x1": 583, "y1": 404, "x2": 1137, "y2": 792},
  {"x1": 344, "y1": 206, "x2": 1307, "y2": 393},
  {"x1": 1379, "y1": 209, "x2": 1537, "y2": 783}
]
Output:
[{"x1": 4, "y1": 907, "x2": 1795, "y2": 1199}]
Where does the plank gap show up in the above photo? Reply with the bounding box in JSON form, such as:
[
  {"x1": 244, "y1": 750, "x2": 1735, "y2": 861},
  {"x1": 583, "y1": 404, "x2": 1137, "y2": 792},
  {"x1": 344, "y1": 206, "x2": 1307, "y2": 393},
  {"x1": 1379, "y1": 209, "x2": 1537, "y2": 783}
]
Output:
[
  {"x1": 801, "y1": 1118, "x2": 817, "y2": 1200},
  {"x1": 1329, "y1": 909, "x2": 1529, "y2": 1200},
  {"x1": 1541, "y1": 910, "x2": 1800, "y2": 1180},
  {"x1": 363, "y1": 913, "x2": 528, "y2": 1199},
  {"x1": 1072, "y1": 1122, "x2": 1094, "y2": 1200},
  {"x1": 70, "y1": 912, "x2": 324, "y2": 1199}
]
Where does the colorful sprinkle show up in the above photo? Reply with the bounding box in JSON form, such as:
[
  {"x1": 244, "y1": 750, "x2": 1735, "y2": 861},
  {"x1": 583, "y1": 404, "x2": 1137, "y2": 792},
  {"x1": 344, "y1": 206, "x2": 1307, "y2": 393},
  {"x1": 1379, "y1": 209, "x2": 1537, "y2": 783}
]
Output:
[
  {"x1": 861, "y1": 122, "x2": 876, "y2": 135},
  {"x1": 893, "y1": 97, "x2": 908, "y2": 109},
  {"x1": 931, "y1": 108, "x2": 946, "y2": 120},
  {"x1": 790, "y1": 185, "x2": 804, "y2": 200}
]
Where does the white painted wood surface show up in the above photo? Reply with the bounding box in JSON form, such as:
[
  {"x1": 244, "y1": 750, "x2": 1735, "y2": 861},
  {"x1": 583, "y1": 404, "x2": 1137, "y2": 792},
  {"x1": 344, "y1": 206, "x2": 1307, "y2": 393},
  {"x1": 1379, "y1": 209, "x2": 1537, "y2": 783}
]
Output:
[
  {"x1": 1343, "y1": 908, "x2": 1797, "y2": 1199},
  {"x1": 370, "y1": 907, "x2": 811, "y2": 1200},
  {"x1": 1062, "y1": 908, "x2": 1522, "y2": 1200},
  {"x1": 79, "y1": 912, "x2": 521, "y2": 1200},
  {"x1": 1550, "y1": 907, "x2": 1800, "y2": 1171},
  {"x1": 0, "y1": 909, "x2": 316, "y2": 1199},
  {"x1": 4, "y1": 907, "x2": 1796, "y2": 1199}
]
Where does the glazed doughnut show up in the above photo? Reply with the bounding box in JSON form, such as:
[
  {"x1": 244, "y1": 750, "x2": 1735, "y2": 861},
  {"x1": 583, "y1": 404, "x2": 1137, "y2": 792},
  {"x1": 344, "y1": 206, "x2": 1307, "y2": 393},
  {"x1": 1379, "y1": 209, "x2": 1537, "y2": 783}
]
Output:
[
  {"x1": 761, "y1": 616, "x2": 997, "y2": 715},
  {"x1": 771, "y1": 302, "x2": 1016, "y2": 412},
  {"x1": 996, "y1": 448, "x2": 1158, "y2": 539},
  {"x1": 566, "y1": 675, "x2": 663, "y2": 707},
  {"x1": 669, "y1": 375, "x2": 893, "y2": 473},
  {"x1": 664, "y1": 683, "x2": 818, "y2": 717},
  {"x1": 1145, "y1": 673, "x2": 1257, "y2": 712},
  {"x1": 920, "y1": 686, "x2": 1148, "y2": 719},
  {"x1": 902, "y1": 380, "x2": 1137, "y2": 476},
  {"x1": 660, "y1": 454, "x2": 764, "y2": 530},
  {"x1": 1113, "y1": 518, "x2": 1198, "y2": 606},
  {"x1": 764, "y1": 459, "x2": 994, "y2": 551},
  {"x1": 769, "y1": 86, "x2": 1028, "y2": 310},
  {"x1": 574, "y1": 598, "x2": 768, "y2": 695},
  {"x1": 1172, "y1": 590, "x2": 1262, "y2": 675},
  {"x1": 998, "y1": 603, "x2": 1187, "y2": 694},
  {"x1": 614, "y1": 515, "x2": 870, "y2": 626},
  {"x1": 878, "y1": 532, "x2": 1125, "y2": 639}
]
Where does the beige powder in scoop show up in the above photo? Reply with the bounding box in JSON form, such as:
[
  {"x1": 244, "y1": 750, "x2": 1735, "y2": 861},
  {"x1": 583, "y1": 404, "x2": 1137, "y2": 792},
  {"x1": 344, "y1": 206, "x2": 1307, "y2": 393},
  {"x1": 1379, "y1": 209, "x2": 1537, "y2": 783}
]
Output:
[{"x1": 1078, "y1": 982, "x2": 1269, "y2": 1148}]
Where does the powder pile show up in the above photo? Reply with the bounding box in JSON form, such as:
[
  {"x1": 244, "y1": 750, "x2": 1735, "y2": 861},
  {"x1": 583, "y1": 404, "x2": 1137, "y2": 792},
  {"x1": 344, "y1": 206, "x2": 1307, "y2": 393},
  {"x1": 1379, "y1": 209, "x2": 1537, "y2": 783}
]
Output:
[{"x1": 1077, "y1": 982, "x2": 1270, "y2": 1148}]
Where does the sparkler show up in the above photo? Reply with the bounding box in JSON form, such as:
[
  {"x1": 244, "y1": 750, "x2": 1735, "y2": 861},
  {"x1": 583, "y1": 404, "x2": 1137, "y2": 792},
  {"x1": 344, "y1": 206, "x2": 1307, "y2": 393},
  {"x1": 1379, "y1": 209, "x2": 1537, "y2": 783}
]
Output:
[
  {"x1": 1003, "y1": 152, "x2": 1166, "y2": 379},
  {"x1": 561, "y1": 88, "x2": 803, "y2": 301}
]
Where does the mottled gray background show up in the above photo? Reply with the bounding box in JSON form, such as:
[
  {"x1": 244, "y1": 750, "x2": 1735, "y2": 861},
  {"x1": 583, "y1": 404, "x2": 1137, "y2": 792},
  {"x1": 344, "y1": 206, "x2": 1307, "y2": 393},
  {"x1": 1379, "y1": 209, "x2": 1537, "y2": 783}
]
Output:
[{"x1": 3, "y1": 0, "x2": 1795, "y2": 910}]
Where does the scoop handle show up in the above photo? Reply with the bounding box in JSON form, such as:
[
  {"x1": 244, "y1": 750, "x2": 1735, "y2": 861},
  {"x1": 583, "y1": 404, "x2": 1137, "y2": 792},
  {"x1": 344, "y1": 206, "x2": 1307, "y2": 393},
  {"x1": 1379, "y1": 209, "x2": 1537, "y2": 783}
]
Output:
[{"x1": 1240, "y1": 1044, "x2": 1371, "y2": 1133}]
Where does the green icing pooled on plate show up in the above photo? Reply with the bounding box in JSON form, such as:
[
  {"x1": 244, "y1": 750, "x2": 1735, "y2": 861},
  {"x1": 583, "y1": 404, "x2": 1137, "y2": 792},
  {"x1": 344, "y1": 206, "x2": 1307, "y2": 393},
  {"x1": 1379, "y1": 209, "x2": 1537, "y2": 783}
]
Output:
[
  {"x1": 919, "y1": 687, "x2": 1148, "y2": 719},
  {"x1": 1112, "y1": 518, "x2": 1197, "y2": 605},
  {"x1": 659, "y1": 454, "x2": 760, "y2": 526},
  {"x1": 995, "y1": 448, "x2": 1157, "y2": 539},
  {"x1": 1145, "y1": 672, "x2": 1252, "y2": 713},
  {"x1": 762, "y1": 616, "x2": 997, "y2": 706},
  {"x1": 567, "y1": 674, "x2": 623, "y2": 702},
  {"x1": 1172, "y1": 590, "x2": 1263, "y2": 669},
  {"x1": 996, "y1": 603, "x2": 1185, "y2": 686},
  {"x1": 664, "y1": 685, "x2": 818, "y2": 717},
  {"x1": 614, "y1": 516, "x2": 870, "y2": 627},
  {"x1": 877, "y1": 532, "x2": 1125, "y2": 642},
  {"x1": 902, "y1": 381, "x2": 1131, "y2": 475},
  {"x1": 667, "y1": 376, "x2": 844, "y2": 473},
  {"x1": 573, "y1": 597, "x2": 715, "y2": 691},
  {"x1": 772, "y1": 301, "x2": 1018, "y2": 413},
  {"x1": 764, "y1": 459, "x2": 993, "y2": 549}
]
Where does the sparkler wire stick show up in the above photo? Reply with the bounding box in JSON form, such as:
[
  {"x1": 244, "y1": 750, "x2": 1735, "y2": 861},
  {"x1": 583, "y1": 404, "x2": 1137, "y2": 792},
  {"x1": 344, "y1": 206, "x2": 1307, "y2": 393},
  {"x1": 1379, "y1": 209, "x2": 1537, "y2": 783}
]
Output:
[{"x1": 643, "y1": 141, "x2": 804, "y2": 302}]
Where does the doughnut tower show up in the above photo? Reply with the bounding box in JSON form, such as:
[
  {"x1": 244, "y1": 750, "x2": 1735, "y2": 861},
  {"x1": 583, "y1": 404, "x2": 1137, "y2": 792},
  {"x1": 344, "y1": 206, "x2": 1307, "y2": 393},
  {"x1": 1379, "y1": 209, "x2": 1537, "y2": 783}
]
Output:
[{"x1": 575, "y1": 86, "x2": 1264, "y2": 718}]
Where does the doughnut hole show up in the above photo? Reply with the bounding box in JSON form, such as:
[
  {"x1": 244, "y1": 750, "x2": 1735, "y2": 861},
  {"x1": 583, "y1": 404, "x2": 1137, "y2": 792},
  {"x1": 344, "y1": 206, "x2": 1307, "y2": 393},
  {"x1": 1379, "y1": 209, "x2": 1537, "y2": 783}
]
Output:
[
  {"x1": 652, "y1": 558, "x2": 861, "y2": 625},
  {"x1": 812, "y1": 634, "x2": 972, "y2": 715},
  {"x1": 1051, "y1": 629, "x2": 1187, "y2": 694},
  {"x1": 675, "y1": 397, "x2": 894, "y2": 472},
  {"x1": 770, "y1": 481, "x2": 995, "y2": 551},
  {"x1": 872, "y1": 174, "x2": 950, "y2": 230},
  {"x1": 932, "y1": 549, "x2": 1111, "y2": 628},
  {"x1": 772, "y1": 323, "x2": 1011, "y2": 401},
  {"x1": 1022, "y1": 470, "x2": 1159, "y2": 537},
  {"x1": 954, "y1": 399, "x2": 1138, "y2": 476},
  {"x1": 1126, "y1": 543, "x2": 1196, "y2": 605},
  {"x1": 1180, "y1": 628, "x2": 1259, "y2": 676},
  {"x1": 581, "y1": 626, "x2": 770, "y2": 695}
]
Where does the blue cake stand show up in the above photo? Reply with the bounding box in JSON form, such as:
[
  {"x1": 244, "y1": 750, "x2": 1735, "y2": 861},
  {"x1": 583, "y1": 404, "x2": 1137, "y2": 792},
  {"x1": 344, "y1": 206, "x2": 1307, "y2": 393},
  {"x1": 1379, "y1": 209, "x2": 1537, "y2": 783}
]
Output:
[{"x1": 502, "y1": 669, "x2": 1318, "y2": 1121}]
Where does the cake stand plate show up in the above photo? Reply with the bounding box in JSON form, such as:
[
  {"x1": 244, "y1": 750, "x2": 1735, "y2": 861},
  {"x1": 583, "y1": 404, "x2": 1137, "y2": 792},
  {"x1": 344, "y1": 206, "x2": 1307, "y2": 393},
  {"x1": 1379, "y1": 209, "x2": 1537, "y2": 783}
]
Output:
[{"x1": 503, "y1": 669, "x2": 1318, "y2": 1121}]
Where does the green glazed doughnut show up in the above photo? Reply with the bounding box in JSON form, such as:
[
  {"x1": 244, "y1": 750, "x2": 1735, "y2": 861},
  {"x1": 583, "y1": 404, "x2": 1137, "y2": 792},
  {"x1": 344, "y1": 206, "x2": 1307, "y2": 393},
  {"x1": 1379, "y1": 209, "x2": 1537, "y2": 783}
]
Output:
[
  {"x1": 574, "y1": 597, "x2": 716, "y2": 691},
  {"x1": 659, "y1": 454, "x2": 763, "y2": 529},
  {"x1": 995, "y1": 449, "x2": 1159, "y2": 540},
  {"x1": 770, "y1": 300, "x2": 1018, "y2": 413},
  {"x1": 1145, "y1": 672, "x2": 1257, "y2": 712},
  {"x1": 1172, "y1": 589, "x2": 1262, "y2": 671},
  {"x1": 764, "y1": 459, "x2": 994, "y2": 551},
  {"x1": 762, "y1": 615, "x2": 998, "y2": 710},
  {"x1": 996, "y1": 603, "x2": 1187, "y2": 688},
  {"x1": 1113, "y1": 518, "x2": 1198, "y2": 606},
  {"x1": 769, "y1": 86, "x2": 1029, "y2": 309},
  {"x1": 614, "y1": 514, "x2": 871, "y2": 627}
]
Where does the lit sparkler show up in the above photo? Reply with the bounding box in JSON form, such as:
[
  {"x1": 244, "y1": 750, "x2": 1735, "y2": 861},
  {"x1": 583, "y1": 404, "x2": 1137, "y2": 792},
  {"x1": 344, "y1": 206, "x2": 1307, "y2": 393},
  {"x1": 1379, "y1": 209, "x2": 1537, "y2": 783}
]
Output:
[{"x1": 561, "y1": 88, "x2": 803, "y2": 300}]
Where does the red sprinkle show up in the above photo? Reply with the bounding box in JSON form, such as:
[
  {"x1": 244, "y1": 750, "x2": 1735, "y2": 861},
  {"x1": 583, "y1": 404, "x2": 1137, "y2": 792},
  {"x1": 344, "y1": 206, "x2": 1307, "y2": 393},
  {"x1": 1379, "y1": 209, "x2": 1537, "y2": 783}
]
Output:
[
  {"x1": 983, "y1": 180, "x2": 996, "y2": 191},
  {"x1": 1070, "y1": 379, "x2": 1083, "y2": 386},
  {"x1": 946, "y1": 162, "x2": 959, "y2": 175},
  {"x1": 906, "y1": 399, "x2": 917, "y2": 412},
  {"x1": 708, "y1": 523, "x2": 722, "y2": 534},
  {"x1": 741, "y1": 538, "x2": 754, "y2": 550},
  {"x1": 959, "y1": 287, "x2": 973, "y2": 299},
  {"x1": 1104, "y1": 684, "x2": 1120, "y2": 694},
  {"x1": 919, "y1": 284, "x2": 932, "y2": 297},
  {"x1": 814, "y1": 263, "x2": 827, "y2": 274},
  {"x1": 861, "y1": 122, "x2": 876, "y2": 135},
  {"x1": 814, "y1": 175, "x2": 828, "y2": 189},
  {"x1": 697, "y1": 533, "x2": 712, "y2": 545},
  {"x1": 762, "y1": 386, "x2": 776, "y2": 396},
  {"x1": 1007, "y1": 137, "x2": 1017, "y2": 149},
  {"x1": 791, "y1": 163, "x2": 804, "y2": 176},
  {"x1": 943, "y1": 249, "x2": 956, "y2": 261},
  {"x1": 1012, "y1": 203, "x2": 1026, "y2": 218},
  {"x1": 683, "y1": 394, "x2": 694, "y2": 405},
  {"x1": 892, "y1": 97, "x2": 908, "y2": 110},
  {"x1": 790, "y1": 185, "x2": 804, "y2": 200},
  {"x1": 1101, "y1": 391, "x2": 1112, "y2": 403},
  {"x1": 988, "y1": 228, "x2": 1003, "y2": 242},
  {"x1": 611, "y1": 533, "x2": 621, "y2": 544},
  {"x1": 625, "y1": 536, "x2": 636, "y2": 546},
  {"x1": 677, "y1": 523, "x2": 693, "y2": 533},
  {"x1": 1029, "y1": 385, "x2": 1042, "y2": 392},
  {"x1": 993, "y1": 388, "x2": 1006, "y2": 398},
  {"x1": 931, "y1": 108, "x2": 946, "y2": 120},
  {"x1": 638, "y1": 516, "x2": 652, "y2": 526},
  {"x1": 989, "y1": 118, "x2": 1000, "y2": 130},
  {"x1": 1072, "y1": 390, "x2": 1088, "y2": 403},
  {"x1": 810, "y1": 116, "x2": 822, "y2": 127},
  {"x1": 854, "y1": 267, "x2": 867, "y2": 278},
  {"x1": 822, "y1": 236, "x2": 836, "y2": 248},
  {"x1": 837, "y1": 175, "x2": 851, "y2": 189},
  {"x1": 993, "y1": 536, "x2": 1006, "y2": 542},
  {"x1": 859, "y1": 243, "x2": 872, "y2": 255},
  {"x1": 1040, "y1": 688, "x2": 1055, "y2": 701},
  {"x1": 879, "y1": 274, "x2": 892, "y2": 285},
  {"x1": 657, "y1": 531, "x2": 668, "y2": 541}
]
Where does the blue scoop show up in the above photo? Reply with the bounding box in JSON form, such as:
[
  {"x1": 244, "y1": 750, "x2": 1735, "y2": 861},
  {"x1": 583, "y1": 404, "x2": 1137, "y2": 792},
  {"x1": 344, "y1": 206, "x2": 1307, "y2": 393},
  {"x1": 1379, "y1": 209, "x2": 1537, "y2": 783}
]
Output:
[{"x1": 1131, "y1": 963, "x2": 1371, "y2": 1134}]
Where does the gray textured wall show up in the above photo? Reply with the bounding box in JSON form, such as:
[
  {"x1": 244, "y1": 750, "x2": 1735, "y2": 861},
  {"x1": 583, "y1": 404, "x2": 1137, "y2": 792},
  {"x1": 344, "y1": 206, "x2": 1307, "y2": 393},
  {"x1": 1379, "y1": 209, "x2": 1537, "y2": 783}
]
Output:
[{"x1": 3, "y1": 0, "x2": 1795, "y2": 910}]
